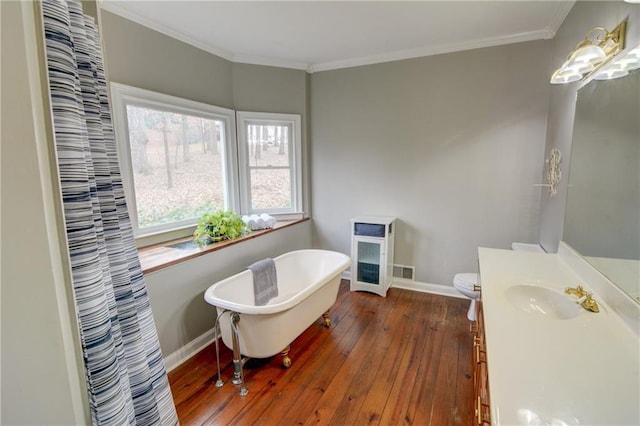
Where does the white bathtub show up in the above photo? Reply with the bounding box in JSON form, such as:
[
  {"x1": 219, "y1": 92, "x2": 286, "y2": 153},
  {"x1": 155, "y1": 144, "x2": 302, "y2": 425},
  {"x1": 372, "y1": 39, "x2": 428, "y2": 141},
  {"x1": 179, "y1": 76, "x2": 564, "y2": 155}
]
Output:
[{"x1": 204, "y1": 249, "x2": 351, "y2": 361}]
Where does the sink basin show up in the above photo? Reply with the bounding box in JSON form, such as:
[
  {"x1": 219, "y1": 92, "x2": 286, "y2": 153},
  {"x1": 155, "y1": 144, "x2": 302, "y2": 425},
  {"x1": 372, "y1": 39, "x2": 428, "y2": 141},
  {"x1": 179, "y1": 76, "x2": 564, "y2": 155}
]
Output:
[{"x1": 505, "y1": 285, "x2": 583, "y2": 319}]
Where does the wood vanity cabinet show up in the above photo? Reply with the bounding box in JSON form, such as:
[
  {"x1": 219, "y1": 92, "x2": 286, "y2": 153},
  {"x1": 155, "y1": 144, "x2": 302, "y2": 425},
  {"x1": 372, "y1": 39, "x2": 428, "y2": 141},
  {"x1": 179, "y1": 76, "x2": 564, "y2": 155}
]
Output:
[{"x1": 472, "y1": 298, "x2": 491, "y2": 425}]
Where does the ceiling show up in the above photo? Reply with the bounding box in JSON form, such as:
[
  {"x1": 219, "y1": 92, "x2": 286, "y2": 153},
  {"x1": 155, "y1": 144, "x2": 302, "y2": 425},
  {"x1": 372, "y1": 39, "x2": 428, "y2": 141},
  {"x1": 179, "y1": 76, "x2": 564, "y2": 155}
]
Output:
[{"x1": 100, "y1": 1, "x2": 575, "y2": 73}]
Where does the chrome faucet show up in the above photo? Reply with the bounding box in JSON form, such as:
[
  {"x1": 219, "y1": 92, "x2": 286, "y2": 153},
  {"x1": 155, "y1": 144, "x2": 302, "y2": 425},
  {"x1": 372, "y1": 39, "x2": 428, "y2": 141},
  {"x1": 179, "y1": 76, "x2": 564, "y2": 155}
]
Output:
[{"x1": 565, "y1": 285, "x2": 600, "y2": 313}]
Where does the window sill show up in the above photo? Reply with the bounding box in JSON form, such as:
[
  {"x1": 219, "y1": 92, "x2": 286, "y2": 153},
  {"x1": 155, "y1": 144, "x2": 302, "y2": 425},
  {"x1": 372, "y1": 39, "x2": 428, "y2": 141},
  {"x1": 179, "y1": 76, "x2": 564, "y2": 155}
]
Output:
[{"x1": 138, "y1": 218, "x2": 309, "y2": 274}]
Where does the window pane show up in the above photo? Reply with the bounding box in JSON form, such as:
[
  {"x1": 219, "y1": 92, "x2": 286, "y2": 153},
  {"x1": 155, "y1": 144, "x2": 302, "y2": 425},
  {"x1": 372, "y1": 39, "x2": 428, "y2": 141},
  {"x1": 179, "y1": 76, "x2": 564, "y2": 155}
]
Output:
[
  {"x1": 126, "y1": 105, "x2": 226, "y2": 228},
  {"x1": 250, "y1": 169, "x2": 291, "y2": 210},
  {"x1": 246, "y1": 124, "x2": 290, "y2": 167},
  {"x1": 236, "y1": 111, "x2": 301, "y2": 215}
]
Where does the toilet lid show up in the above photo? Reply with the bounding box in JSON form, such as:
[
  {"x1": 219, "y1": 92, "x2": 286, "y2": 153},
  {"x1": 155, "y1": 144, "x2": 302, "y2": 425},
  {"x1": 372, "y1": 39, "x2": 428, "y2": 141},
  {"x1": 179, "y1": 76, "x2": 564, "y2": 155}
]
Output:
[{"x1": 454, "y1": 273, "x2": 479, "y2": 288}]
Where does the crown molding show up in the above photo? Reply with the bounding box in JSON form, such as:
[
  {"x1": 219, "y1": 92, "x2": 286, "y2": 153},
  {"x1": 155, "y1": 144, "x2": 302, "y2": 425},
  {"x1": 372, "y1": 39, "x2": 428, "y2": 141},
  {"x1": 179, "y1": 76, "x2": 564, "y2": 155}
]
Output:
[
  {"x1": 100, "y1": 1, "x2": 564, "y2": 74},
  {"x1": 99, "y1": 1, "x2": 235, "y2": 62},
  {"x1": 547, "y1": 1, "x2": 576, "y2": 35},
  {"x1": 232, "y1": 54, "x2": 310, "y2": 71},
  {"x1": 100, "y1": 1, "x2": 311, "y2": 71},
  {"x1": 308, "y1": 29, "x2": 556, "y2": 73}
]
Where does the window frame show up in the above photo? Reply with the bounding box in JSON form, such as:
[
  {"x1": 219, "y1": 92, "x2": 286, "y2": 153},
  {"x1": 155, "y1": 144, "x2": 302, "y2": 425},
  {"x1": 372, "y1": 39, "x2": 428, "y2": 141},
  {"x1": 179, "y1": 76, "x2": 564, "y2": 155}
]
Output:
[
  {"x1": 110, "y1": 83, "x2": 239, "y2": 238},
  {"x1": 236, "y1": 111, "x2": 303, "y2": 216}
]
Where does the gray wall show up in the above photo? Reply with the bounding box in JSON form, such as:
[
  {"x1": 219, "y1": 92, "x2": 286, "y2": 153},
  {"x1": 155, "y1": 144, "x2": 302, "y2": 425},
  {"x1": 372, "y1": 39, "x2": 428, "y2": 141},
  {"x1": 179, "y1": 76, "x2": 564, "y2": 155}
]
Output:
[
  {"x1": 1, "y1": 1, "x2": 88, "y2": 424},
  {"x1": 100, "y1": 12, "x2": 312, "y2": 357},
  {"x1": 310, "y1": 40, "x2": 552, "y2": 286},
  {"x1": 232, "y1": 62, "x2": 307, "y2": 113},
  {"x1": 101, "y1": 10, "x2": 234, "y2": 109},
  {"x1": 538, "y1": 1, "x2": 640, "y2": 253}
]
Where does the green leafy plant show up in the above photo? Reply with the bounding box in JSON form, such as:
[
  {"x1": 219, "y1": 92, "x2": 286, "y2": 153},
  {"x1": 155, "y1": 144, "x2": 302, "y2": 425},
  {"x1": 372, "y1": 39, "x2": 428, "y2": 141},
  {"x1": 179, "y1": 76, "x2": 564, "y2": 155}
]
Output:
[{"x1": 193, "y1": 210, "x2": 249, "y2": 247}]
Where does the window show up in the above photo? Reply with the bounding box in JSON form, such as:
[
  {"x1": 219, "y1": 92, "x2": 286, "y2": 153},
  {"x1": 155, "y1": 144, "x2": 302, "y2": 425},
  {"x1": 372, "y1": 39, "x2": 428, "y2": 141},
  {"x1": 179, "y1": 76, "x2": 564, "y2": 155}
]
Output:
[
  {"x1": 111, "y1": 84, "x2": 238, "y2": 237},
  {"x1": 111, "y1": 84, "x2": 303, "y2": 240},
  {"x1": 237, "y1": 112, "x2": 302, "y2": 215}
]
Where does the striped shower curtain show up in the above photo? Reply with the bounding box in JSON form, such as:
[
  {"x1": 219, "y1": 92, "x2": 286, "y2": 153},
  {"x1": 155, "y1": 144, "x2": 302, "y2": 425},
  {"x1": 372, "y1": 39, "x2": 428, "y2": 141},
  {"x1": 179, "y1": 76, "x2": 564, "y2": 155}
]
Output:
[{"x1": 41, "y1": 0, "x2": 178, "y2": 424}]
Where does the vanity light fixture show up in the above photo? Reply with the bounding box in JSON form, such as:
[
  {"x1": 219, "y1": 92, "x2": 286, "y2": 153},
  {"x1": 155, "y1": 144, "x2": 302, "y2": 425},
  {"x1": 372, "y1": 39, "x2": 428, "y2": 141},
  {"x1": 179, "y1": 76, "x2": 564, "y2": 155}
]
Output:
[
  {"x1": 593, "y1": 45, "x2": 640, "y2": 80},
  {"x1": 550, "y1": 21, "x2": 627, "y2": 84}
]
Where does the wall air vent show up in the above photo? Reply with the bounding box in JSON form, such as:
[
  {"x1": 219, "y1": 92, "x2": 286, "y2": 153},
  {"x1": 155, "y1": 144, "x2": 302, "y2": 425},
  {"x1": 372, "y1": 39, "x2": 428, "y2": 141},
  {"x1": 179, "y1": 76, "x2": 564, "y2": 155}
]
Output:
[{"x1": 392, "y1": 264, "x2": 415, "y2": 281}]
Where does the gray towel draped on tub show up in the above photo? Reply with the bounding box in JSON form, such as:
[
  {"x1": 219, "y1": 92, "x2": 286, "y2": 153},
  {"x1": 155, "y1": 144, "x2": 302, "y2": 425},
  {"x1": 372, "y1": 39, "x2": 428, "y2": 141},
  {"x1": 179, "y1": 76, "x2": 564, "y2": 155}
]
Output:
[{"x1": 248, "y1": 258, "x2": 278, "y2": 306}]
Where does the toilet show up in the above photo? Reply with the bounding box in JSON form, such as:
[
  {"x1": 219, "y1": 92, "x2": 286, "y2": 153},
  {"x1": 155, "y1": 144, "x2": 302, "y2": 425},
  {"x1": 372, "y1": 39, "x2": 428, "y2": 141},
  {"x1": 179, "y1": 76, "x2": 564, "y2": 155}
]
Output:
[
  {"x1": 454, "y1": 242, "x2": 545, "y2": 321},
  {"x1": 453, "y1": 273, "x2": 480, "y2": 321}
]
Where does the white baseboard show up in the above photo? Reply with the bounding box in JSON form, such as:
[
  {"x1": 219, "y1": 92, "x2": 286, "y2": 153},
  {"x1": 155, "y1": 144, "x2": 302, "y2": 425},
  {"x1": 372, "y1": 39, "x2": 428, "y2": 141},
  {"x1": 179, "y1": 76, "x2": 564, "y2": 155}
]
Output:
[
  {"x1": 343, "y1": 271, "x2": 461, "y2": 298},
  {"x1": 343, "y1": 270, "x2": 463, "y2": 298},
  {"x1": 163, "y1": 328, "x2": 217, "y2": 372},
  {"x1": 391, "y1": 278, "x2": 464, "y2": 298}
]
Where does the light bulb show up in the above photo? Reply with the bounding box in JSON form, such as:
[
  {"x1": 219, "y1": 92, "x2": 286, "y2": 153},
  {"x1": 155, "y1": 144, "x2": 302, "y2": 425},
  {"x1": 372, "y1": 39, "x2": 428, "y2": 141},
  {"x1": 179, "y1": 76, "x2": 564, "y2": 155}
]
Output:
[
  {"x1": 594, "y1": 69, "x2": 629, "y2": 80},
  {"x1": 550, "y1": 67, "x2": 582, "y2": 84},
  {"x1": 569, "y1": 44, "x2": 606, "y2": 65}
]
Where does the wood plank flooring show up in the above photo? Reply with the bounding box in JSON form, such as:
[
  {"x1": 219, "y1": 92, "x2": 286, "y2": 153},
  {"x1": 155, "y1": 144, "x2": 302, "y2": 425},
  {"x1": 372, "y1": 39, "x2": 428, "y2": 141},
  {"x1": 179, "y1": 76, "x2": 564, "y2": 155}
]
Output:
[{"x1": 168, "y1": 280, "x2": 474, "y2": 425}]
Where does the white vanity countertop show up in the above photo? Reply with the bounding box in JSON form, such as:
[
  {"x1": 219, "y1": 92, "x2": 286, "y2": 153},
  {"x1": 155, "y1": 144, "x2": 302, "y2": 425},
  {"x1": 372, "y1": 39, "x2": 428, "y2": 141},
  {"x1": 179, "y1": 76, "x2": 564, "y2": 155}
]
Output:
[{"x1": 478, "y1": 247, "x2": 640, "y2": 426}]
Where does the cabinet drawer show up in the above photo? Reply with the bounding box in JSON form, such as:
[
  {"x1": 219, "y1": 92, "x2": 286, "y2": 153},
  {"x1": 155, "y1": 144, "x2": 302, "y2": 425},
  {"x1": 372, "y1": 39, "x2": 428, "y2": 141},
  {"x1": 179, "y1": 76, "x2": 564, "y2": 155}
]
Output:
[{"x1": 354, "y1": 222, "x2": 386, "y2": 237}]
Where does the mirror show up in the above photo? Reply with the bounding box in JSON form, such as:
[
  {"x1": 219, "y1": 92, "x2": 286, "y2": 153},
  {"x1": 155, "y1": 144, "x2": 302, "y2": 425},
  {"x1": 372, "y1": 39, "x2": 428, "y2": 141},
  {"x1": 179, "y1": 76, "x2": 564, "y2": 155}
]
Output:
[{"x1": 564, "y1": 48, "x2": 640, "y2": 303}]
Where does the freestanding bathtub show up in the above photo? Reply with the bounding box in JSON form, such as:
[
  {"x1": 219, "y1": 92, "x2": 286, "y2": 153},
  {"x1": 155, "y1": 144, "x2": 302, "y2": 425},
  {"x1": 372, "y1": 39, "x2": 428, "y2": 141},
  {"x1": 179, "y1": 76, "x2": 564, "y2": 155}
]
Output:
[{"x1": 204, "y1": 249, "x2": 350, "y2": 371}]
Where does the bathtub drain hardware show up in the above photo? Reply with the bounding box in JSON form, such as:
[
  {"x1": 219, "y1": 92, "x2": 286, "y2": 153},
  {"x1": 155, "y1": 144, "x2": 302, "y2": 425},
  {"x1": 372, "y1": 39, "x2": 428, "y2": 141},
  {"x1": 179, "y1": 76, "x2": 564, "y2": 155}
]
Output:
[
  {"x1": 213, "y1": 309, "x2": 230, "y2": 388},
  {"x1": 231, "y1": 312, "x2": 249, "y2": 396}
]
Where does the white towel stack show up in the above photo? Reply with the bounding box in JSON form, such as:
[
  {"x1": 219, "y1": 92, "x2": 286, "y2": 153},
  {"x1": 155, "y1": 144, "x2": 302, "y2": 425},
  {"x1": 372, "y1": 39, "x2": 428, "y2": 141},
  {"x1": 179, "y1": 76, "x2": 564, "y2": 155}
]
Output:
[{"x1": 242, "y1": 214, "x2": 277, "y2": 231}]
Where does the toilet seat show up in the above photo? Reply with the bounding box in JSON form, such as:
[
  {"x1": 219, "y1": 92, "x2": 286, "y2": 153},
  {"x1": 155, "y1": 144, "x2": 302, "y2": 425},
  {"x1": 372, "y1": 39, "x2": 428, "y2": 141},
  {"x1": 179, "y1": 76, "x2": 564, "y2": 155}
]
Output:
[{"x1": 453, "y1": 273, "x2": 479, "y2": 291}]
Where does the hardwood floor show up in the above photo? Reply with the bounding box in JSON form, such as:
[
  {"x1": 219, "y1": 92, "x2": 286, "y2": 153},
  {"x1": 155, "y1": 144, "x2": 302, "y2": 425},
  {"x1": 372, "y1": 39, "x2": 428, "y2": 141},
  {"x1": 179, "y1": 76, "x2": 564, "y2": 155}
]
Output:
[{"x1": 168, "y1": 280, "x2": 474, "y2": 425}]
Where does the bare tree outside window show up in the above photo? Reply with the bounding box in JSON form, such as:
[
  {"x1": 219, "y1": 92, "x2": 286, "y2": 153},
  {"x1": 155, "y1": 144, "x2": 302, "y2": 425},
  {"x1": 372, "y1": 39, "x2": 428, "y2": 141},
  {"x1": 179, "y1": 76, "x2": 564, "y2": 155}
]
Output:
[
  {"x1": 246, "y1": 122, "x2": 291, "y2": 210},
  {"x1": 125, "y1": 105, "x2": 226, "y2": 228}
]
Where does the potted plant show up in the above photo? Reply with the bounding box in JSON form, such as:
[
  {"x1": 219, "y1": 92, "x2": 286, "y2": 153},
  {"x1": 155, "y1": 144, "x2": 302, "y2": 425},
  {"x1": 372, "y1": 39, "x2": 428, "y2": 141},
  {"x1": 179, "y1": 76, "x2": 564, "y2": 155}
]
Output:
[{"x1": 193, "y1": 210, "x2": 250, "y2": 247}]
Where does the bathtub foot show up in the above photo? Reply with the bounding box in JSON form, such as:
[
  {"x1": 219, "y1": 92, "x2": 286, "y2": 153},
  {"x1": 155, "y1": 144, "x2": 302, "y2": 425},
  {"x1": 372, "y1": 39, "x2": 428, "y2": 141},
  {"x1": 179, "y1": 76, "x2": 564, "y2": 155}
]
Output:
[
  {"x1": 281, "y1": 345, "x2": 292, "y2": 368},
  {"x1": 322, "y1": 310, "x2": 332, "y2": 328}
]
